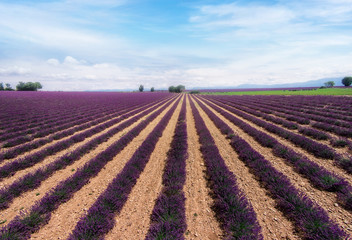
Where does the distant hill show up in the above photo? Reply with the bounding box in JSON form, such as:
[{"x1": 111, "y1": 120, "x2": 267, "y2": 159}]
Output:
[
  {"x1": 190, "y1": 77, "x2": 344, "y2": 90},
  {"x1": 235, "y1": 77, "x2": 343, "y2": 89}
]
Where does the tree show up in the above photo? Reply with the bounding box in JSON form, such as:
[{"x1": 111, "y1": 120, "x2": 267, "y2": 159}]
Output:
[
  {"x1": 168, "y1": 86, "x2": 176, "y2": 93},
  {"x1": 151, "y1": 87, "x2": 155, "y2": 92},
  {"x1": 16, "y1": 81, "x2": 43, "y2": 91},
  {"x1": 35, "y1": 82, "x2": 43, "y2": 90},
  {"x1": 168, "y1": 85, "x2": 185, "y2": 93},
  {"x1": 5, "y1": 83, "x2": 13, "y2": 91},
  {"x1": 175, "y1": 85, "x2": 185, "y2": 93},
  {"x1": 342, "y1": 76, "x2": 352, "y2": 87},
  {"x1": 324, "y1": 81, "x2": 335, "y2": 88},
  {"x1": 0, "y1": 83, "x2": 3, "y2": 91},
  {"x1": 139, "y1": 85, "x2": 144, "y2": 92}
]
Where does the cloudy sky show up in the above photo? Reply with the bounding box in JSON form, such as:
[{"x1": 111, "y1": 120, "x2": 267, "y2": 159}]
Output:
[{"x1": 0, "y1": 0, "x2": 352, "y2": 91}]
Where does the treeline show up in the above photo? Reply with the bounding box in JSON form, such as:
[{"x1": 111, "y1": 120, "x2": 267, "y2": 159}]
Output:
[
  {"x1": 168, "y1": 85, "x2": 185, "y2": 93},
  {"x1": 0, "y1": 82, "x2": 43, "y2": 91}
]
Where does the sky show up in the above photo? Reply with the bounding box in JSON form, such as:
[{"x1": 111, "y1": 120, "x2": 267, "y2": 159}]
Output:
[{"x1": 0, "y1": 0, "x2": 352, "y2": 91}]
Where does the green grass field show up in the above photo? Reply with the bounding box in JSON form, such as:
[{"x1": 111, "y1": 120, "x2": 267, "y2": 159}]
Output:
[{"x1": 201, "y1": 88, "x2": 352, "y2": 96}]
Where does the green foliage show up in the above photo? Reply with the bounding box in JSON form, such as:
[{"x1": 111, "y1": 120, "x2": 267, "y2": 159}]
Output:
[
  {"x1": 16, "y1": 82, "x2": 42, "y2": 91},
  {"x1": 168, "y1": 85, "x2": 185, "y2": 93},
  {"x1": 324, "y1": 81, "x2": 335, "y2": 88},
  {"x1": 189, "y1": 90, "x2": 200, "y2": 94},
  {"x1": 138, "y1": 84, "x2": 144, "y2": 92},
  {"x1": 342, "y1": 76, "x2": 352, "y2": 86},
  {"x1": 151, "y1": 87, "x2": 155, "y2": 92},
  {"x1": 4, "y1": 83, "x2": 13, "y2": 91},
  {"x1": 0, "y1": 83, "x2": 3, "y2": 91}
]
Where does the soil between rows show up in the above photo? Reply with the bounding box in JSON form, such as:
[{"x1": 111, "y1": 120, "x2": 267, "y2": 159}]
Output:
[
  {"x1": 0, "y1": 97, "x2": 176, "y2": 230},
  {"x1": 190, "y1": 96, "x2": 300, "y2": 240},
  {"x1": 29, "y1": 97, "x2": 181, "y2": 239},
  {"x1": 183, "y1": 96, "x2": 222, "y2": 240},
  {"x1": 203, "y1": 97, "x2": 352, "y2": 185},
  {"x1": 197, "y1": 96, "x2": 352, "y2": 235},
  {"x1": 0, "y1": 98, "x2": 175, "y2": 189},
  {"x1": 104, "y1": 96, "x2": 183, "y2": 239}
]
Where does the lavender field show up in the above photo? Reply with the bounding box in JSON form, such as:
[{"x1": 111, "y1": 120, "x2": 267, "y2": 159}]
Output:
[{"x1": 0, "y1": 91, "x2": 351, "y2": 239}]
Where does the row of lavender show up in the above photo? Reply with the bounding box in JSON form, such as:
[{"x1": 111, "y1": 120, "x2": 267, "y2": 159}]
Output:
[
  {"x1": 0, "y1": 92, "x2": 170, "y2": 126},
  {"x1": 195, "y1": 97, "x2": 352, "y2": 211},
  {"x1": 203, "y1": 95, "x2": 352, "y2": 174},
  {"x1": 0, "y1": 104, "x2": 124, "y2": 146},
  {"x1": 0, "y1": 96, "x2": 176, "y2": 210},
  {"x1": 0, "y1": 97, "x2": 173, "y2": 177},
  {"x1": 0, "y1": 97, "x2": 173, "y2": 162},
  {"x1": 0, "y1": 92, "x2": 171, "y2": 147},
  {"x1": 145, "y1": 98, "x2": 188, "y2": 239},
  {"x1": 240, "y1": 95, "x2": 352, "y2": 112},
  {"x1": 214, "y1": 95, "x2": 352, "y2": 135},
  {"x1": 0, "y1": 95, "x2": 180, "y2": 239},
  {"x1": 212, "y1": 96, "x2": 351, "y2": 148},
  {"x1": 192, "y1": 96, "x2": 348, "y2": 239},
  {"x1": 190, "y1": 97, "x2": 262, "y2": 239}
]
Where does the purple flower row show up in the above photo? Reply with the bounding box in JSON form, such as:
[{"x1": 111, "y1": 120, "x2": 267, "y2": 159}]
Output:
[
  {"x1": 236, "y1": 96, "x2": 352, "y2": 129},
  {"x1": 1, "y1": 94, "x2": 173, "y2": 146},
  {"x1": 222, "y1": 95, "x2": 352, "y2": 131},
  {"x1": 0, "y1": 97, "x2": 172, "y2": 161},
  {"x1": 0, "y1": 93, "x2": 119, "y2": 131},
  {"x1": 2, "y1": 106, "x2": 122, "y2": 148},
  {"x1": 0, "y1": 92, "x2": 171, "y2": 133},
  {"x1": 145, "y1": 98, "x2": 187, "y2": 240},
  {"x1": 67, "y1": 97, "x2": 180, "y2": 240},
  {"x1": 0, "y1": 104, "x2": 120, "y2": 144},
  {"x1": 238, "y1": 95, "x2": 352, "y2": 119},
  {"x1": 196, "y1": 97, "x2": 352, "y2": 211},
  {"x1": 0, "y1": 97, "x2": 174, "y2": 179},
  {"x1": 0, "y1": 97, "x2": 179, "y2": 240},
  {"x1": 205, "y1": 97, "x2": 352, "y2": 174},
  {"x1": 0, "y1": 104, "x2": 116, "y2": 141},
  {"x1": 189, "y1": 97, "x2": 262, "y2": 239},
  {"x1": 209, "y1": 97, "x2": 336, "y2": 159},
  {"x1": 194, "y1": 97, "x2": 347, "y2": 239},
  {"x1": 0, "y1": 97, "x2": 175, "y2": 210},
  {"x1": 214, "y1": 97, "x2": 350, "y2": 148}
]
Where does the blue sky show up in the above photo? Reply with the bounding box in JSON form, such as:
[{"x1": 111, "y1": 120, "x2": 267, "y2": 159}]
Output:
[{"x1": 0, "y1": 0, "x2": 352, "y2": 91}]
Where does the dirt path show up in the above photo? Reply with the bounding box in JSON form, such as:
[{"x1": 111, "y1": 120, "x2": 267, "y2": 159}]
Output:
[
  {"x1": 29, "y1": 97, "x2": 180, "y2": 240},
  {"x1": 196, "y1": 96, "x2": 352, "y2": 235},
  {"x1": 190, "y1": 96, "x2": 300, "y2": 240},
  {"x1": 0, "y1": 98, "x2": 176, "y2": 228},
  {"x1": 104, "y1": 97, "x2": 184, "y2": 240},
  {"x1": 183, "y1": 96, "x2": 222, "y2": 240}
]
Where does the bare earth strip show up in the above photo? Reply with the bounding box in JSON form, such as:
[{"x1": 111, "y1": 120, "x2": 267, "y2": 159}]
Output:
[
  {"x1": 0, "y1": 99, "x2": 173, "y2": 189},
  {"x1": 264, "y1": 112, "x2": 350, "y2": 156},
  {"x1": 183, "y1": 96, "x2": 222, "y2": 240},
  {"x1": 190, "y1": 96, "x2": 300, "y2": 240},
  {"x1": 205, "y1": 97, "x2": 352, "y2": 185},
  {"x1": 0, "y1": 98, "x2": 175, "y2": 228},
  {"x1": 29, "y1": 97, "x2": 180, "y2": 240},
  {"x1": 197, "y1": 97, "x2": 352, "y2": 235},
  {"x1": 104, "y1": 97, "x2": 184, "y2": 240}
]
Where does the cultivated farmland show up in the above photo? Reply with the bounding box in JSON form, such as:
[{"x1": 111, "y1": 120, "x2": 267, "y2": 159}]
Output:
[{"x1": 0, "y1": 91, "x2": 351, "y2": 239}]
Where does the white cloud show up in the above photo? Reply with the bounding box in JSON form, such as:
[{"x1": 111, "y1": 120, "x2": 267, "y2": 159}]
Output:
[
  {"x1": 0, "y1": 66, "x2": 32, "y2": 76},
  {"x1": 47, "y1": 58, "x2": 60, "y2": 66},
  {"x1": 63, "y1": 56, "x2": 81, "y2": 65},
  {"x1": 192, "y1": 3, "x2": 295, "y2": 28}
]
